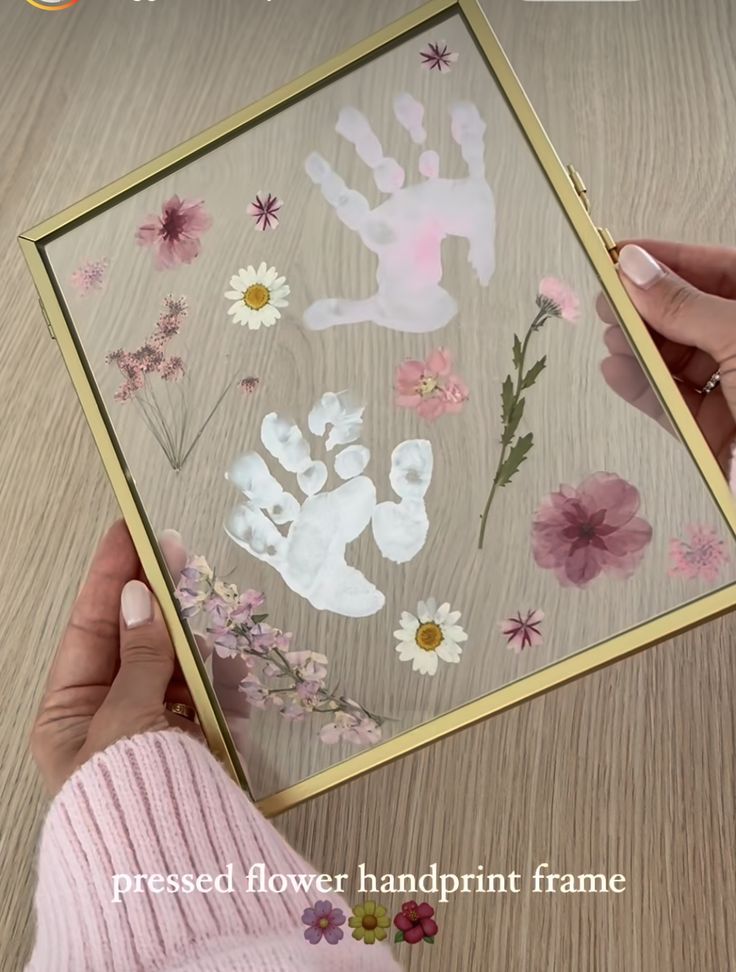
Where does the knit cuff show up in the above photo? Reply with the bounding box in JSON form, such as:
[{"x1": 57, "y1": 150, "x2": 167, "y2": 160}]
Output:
[{"x1": 27, "y1": 730, "x2": 398, "y2": 972}]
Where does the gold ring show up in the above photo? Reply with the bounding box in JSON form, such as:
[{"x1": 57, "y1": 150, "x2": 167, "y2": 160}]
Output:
[
  {"x1": 699, "y1": 370, "x2": 721, "y2": 396},
  {"x1": 165, "y1": 701, "x2": 197, "y2": 722}
]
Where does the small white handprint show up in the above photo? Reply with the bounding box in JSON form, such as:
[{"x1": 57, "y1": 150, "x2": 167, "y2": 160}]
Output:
[
  {"x1": 224, "y1": 391, "x2": 433, "y2": 618},
  {"x1": 303, "y1": 92, "x2": 495, "y2": 334}
]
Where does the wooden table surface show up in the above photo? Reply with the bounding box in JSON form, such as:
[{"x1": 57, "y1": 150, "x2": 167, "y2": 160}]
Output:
[{"x1": 1, "y1": 0, "x2": 734, "y2": 969}]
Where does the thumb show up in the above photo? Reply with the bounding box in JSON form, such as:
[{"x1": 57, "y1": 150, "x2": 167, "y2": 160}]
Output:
[
  {"x1": 106, "y1": 579, "x2": 175, "y2": 713},
  {"x1": 617, "y1": 244, "x2": 736, "y2": 362}
]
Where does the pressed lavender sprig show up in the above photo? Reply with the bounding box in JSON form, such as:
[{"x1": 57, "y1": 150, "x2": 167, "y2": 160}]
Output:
[
  {"x1": 477, "y1": 279, "x2": 580, "y2": 550},
  {"x1": 176, "y1": 556, "x2": 384, "y2": 746}
]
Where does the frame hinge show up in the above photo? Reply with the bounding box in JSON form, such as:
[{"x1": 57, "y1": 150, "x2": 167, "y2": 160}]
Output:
[{"x1": 567, "y1": 164, "x2": 619, "y2": 264}]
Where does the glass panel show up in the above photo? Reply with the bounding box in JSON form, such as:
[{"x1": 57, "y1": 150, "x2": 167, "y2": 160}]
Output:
[{"x1": 43, "y1": 11, "x2": 736, "y2": 800}]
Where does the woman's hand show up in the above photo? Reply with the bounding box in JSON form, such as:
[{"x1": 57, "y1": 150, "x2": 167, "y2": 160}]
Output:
[
  {"x1": 598, "y1": 240, "x2": 736, "y2": 471},
  {"x1": 31, "y1": 521, "x2": 195, "y2": 795}
]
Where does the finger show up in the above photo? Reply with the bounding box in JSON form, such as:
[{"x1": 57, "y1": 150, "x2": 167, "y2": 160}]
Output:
[
  {"x1": 617, "y1": 239, "x2": 736, "y2": 300},
  {"x1": 104, "y1": 580, "x2": 174, "y2": 712},
  {"x1": 602, "y1": 319, "x2": 718, "y2": 388},
  {"x1": 159, "y1": 528, "x2": 187, "y2": 583},
  {"x1": 335, "y1": 107, "x2": 405, "y2": 193},
  {"x1": 450, "y1": 102, "x2": 486, "y2": 180},
  {"x1": 617, "y1": 244, "x2": 736, "y2": 363},
  {"x1": 304, "y1": 152, "x2": 371, "y2": 231},
  {"x1": 599, "y1": 353, "x2": 674, "y2": 432},
  {"x1": 47, "y1": 520, "x2": 138, "y2": 694},
  {"x1": 393, "y1": 92, "x2": 427, "y2": 146}
]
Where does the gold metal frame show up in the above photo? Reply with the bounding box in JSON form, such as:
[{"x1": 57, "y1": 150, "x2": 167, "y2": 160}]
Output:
[{"x1": 19, "y1": 0, "x2": 736, "y2": 817}]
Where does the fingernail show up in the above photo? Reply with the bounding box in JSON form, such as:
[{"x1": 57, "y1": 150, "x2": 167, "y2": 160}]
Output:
[
  {"x1": 618, "y1": 245, "x2": 665, "y2": 290},
  {"x1": 159, "y1": 528, "x2": 187, "y2": 578},
  {"x1": 121, "y1": 580, "x2": 153, "y2": 629}
]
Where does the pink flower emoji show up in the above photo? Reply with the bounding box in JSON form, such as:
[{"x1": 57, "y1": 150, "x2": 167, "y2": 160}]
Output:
[
  {"x1": 668, "y1": 525, "x2": 729, "y2": 582},
  {"x1": 246, "y1": 192, "x2": 282, "y2": 231},
  {"x1": 537, "y1": 277, "x2": 580, "y2": 322},
  {"x1": 393, "y1": 901, "x2": 438, "y2": 944},
  {"x1": 531, "y1": 472, "x2": 652, "y2": 588},
  {"x1": 499, "y1": 609, "x2": 544, "y2": 652},
  {"x1": 136, "y1": 195, "x2": 212, "y2": 270},
  {"x1": 70, "y1": 258, "x2": 109, "y2": 296},
  {"x1": 394, "y1": 347, "x2": 469, "y2": 420},
  {"x1": 302, "y1": 900, "x2": 346, "y2": 945},
  {"x1": 419, "y1": 41, "x2": 459, "y2": 73}
]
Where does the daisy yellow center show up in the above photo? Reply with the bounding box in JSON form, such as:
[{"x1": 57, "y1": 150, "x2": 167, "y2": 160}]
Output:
[
  {"x1": 415, "y1": 621, "x2": 443, "y2": 652},
  {"x1": 318, "y1": 918, "x2": 330, "y2": 929},
  {"x1": 362, "y1": 915, "x2": 378, "y2": 931},
  {"x1": 243, "y1": 283, "x2": 270, "y2": 310}
]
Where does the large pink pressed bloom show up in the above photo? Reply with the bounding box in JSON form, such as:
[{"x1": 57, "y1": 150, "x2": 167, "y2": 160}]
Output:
[
  {"x1": 136, "y1": 195, "x2": 212, "y2": 270},
  {"x1": 531, "y1": 472, "x2": 652, "y2": 588}
]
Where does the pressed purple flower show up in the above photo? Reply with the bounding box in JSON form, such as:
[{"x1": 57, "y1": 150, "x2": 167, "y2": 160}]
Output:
[
  {"x1": 159, "y1": 356, "x2": 185, "y2": 382},
  {"x1": 499, "y1": 609, "x2": 544, "y2": 653},
  {"x1": 246, "y1": 192, "x2": 282, "y2": 231},
  {"x1": 302, "y1": 900, "x2": 346, "y2": 945},
  {"x1": 419, "y1": 40, "x2": 459, "y2": 73}
]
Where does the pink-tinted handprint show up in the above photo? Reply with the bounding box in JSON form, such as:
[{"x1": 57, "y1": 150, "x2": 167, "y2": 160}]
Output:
[{"x1": 303, "y1": 93, "x2": 495, "y2": 334}]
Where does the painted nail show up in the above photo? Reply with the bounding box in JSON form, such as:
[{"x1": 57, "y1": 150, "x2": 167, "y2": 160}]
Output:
[
  {"x1": 618, "y1": 244, "x2": 665, "y2": 290},
  {"x1": 121, "y1": 580, "x2": 153, "y2": 629},
  {"x1": 159, "y1": 528, "x2": 187, "y2": 579}
]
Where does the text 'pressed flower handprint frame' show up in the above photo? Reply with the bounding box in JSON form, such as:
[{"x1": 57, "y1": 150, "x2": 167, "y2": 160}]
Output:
[{"x1": 20, "y1": 0, "x2": 736, "y2": 815}]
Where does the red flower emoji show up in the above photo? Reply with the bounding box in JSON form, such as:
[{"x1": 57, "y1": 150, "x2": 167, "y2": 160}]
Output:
[{"x1": 393, "y1": 900, "x2": 438, "y2": 944}]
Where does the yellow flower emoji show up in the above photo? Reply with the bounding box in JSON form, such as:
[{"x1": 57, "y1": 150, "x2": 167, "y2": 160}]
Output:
[{"x1": 348, "y1": 899, "x2": 391, "y2": 944}]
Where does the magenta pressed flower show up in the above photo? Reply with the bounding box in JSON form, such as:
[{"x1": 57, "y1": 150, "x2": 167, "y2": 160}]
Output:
[
  {"x1": 136, "y1": 195, "x2": 212, "y2": 270},
  {"x1": 531, "y1": 472, "x2": 652, "y2": 588},
  {"x1": 246, "y1": 192, "x2": 282, "y2": 231},
  {"x1": 419, "y1": 40, "x2": 459, "y2": 73},
  {"x1": 70, "y1": 258, "x2": 108, "y2": 296},
  {"x1": 537, "y1": 277, "x2": 580, "y2": 322},
  {"x1": 499, "y1": 609, "x2": 544, "y2": 652},
  {"x1": 394, "y1": 347, "x2": 469, "y2": 420},
  {"x1": 302, "y1": 901, "x2": 346, "y2": 945},
  {"x1": 668, "y1": 525, "x2": 729, "y2": 582}
]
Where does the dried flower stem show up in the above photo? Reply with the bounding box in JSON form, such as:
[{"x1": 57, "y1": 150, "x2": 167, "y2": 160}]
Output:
[{"x1": 478, "y1": 308, "x2": 548, "y2": 550}]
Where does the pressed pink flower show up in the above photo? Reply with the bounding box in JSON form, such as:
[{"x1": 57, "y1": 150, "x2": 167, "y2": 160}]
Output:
[
  {"x1": 419, "y1": 41, "x2": 459, "y2": 73},
  {"x1": 531, "y1": 472, "x2": 652, "y2": 588},
  {"x1": 394, "y1": 347, "x2": 469, "y2": 421},
  {"x1": 136, "y1": 195, "x2": 212, "y2": 270},
  {"x1": 239, "y1": 376, "x2": 260, "y2": 396},
  {"x1": 70, "y1": 258, "x2": 109, "y2": 296},
  {"x1": 537, "y1": 277, "x2": 580, "y2": 322},
  {"x1": 240, "y1": 673, "x2": 270, "y2": 708},
  {"x1": 159, "y1": 356, "x2": 185, "y2": 382},
  {"x1": 246, "y1": 192, "x2": 282, "y2": 231},
  {"x1": 668, "y1": 525, "x2": 729, "y2": 582},
  {"x1": 319, "y1": 711, "x2": 382, "y2": 746},
  {"x1": 302, "y1": 901, "x2": 346, "y2": 945},
  {"x1": 499, "y1": 609, "x2": 544, "y2": 652}
]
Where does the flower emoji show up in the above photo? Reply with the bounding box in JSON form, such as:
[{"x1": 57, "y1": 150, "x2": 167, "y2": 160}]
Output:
[
  {"x1": 394, "y1": 598, "x2": 468, "y2": 676},
  {"x1": 247, "y1": 192, "x2": 282, "y2": 230},
  {"x1": 393, "y1": 900, "x2": 438, "y2": 945},
  {"x1": 225, "y1": 262, "x2": 290, "y2": 329},
  {"x1": 301, "y1": 900, "x2": 345, "y2": 945},
  {"x1": 531, "y1": 472, "x2": 652, "y2": 588},
  {"x1": 136, "y1": 195, "x2": 212, "y2": 270},
  {"x1": 499, "y1": 609, "x2": 544, "y2": 652},
  {"x1": 536, "y1": 277, "x2": 580, "y2": 322},
  {"x1": 668, "y1": 525, "x2": 729, "y2": 582},
  {"x1": 348, "y1": 900, "x2": 391, "y2": 945},
  {"x1": 394, "y1": 347, "x2": 469, "y2": 421},
  {"x1": 419, "y1": 40, "x2": 459, "y2": 73},
  {"x1": 70, "y1": 258, "x2": 108, "y2": 296}
]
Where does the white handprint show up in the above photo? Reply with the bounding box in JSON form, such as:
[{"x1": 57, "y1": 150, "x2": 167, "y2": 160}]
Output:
[
  {"x1": 224, "y1": 391, "x2": 433, "y2": 618},
  {"x1": 303, "y1": 93, "x2": 495, "y2": 334}
]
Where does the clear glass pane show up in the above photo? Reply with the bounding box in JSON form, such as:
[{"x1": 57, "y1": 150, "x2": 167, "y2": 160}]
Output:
[{"x1": 43, "y1": 10, "x2": 736, "y2": 801}]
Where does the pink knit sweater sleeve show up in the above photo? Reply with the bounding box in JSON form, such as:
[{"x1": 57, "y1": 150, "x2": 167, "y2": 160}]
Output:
[{"x1": 27, "y1": 731, "x2": 403, "y2": 972}]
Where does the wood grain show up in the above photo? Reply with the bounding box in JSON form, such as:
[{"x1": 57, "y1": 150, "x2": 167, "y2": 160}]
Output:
[{"x1": 1, "y1": 0, "x2": 735, "y2": 969}]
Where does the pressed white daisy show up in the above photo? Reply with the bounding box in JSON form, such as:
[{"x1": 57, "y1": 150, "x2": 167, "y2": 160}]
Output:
[
  {"x1": 394, "y1": 597, "x2": 467, "y2": 676},
  {"x1": 225, "y1": 262, "x2": 290, "y2": 329}
]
